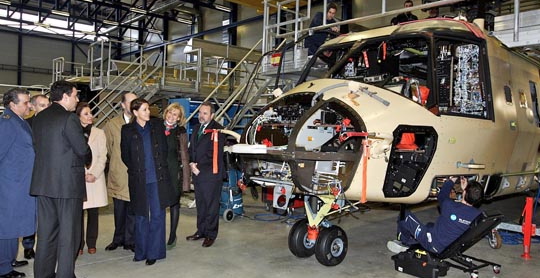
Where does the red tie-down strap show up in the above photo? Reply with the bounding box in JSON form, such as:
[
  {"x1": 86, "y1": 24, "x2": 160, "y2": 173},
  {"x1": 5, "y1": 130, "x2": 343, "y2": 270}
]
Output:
[
  {"x1": 204, "y1": 129, "x2": 220, "y2": 174},
  {"x1": 337, "y1": 131, "x2": 370, "y2": 203}
]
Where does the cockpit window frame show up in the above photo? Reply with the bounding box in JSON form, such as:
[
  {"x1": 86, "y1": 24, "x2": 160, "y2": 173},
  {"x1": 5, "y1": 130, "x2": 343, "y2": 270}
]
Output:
[{"x1": 433, "y1": 35, "x2": 494, "y2": 121}]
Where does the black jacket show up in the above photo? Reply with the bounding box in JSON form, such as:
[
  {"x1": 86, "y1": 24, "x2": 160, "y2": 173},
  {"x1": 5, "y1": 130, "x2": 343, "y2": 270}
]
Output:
[
  {"x1": 30, "y1": 102, "x2": 90, "y2": 199},
  {"x1": 120, "y1": 118, "x2": 176, "y2": 216},
  {"x1": 188, "y1": 119, "x2": 225, "y2": 181}
]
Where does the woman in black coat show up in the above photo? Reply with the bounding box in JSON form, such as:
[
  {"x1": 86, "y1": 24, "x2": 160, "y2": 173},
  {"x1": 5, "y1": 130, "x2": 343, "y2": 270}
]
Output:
[
  {"x1": 120, "y1": 98, "x2": 176, "y2": 265},
  {"x1": 162, "y1": 102, "x2": 190, "y2": 249}
]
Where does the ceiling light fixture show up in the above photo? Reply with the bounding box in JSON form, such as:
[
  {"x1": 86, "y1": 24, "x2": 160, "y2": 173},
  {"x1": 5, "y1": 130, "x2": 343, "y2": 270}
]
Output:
[
  {"x1": 51, "y1": 9, "x2": 70, "y2": 17},
  {"x1": 0, "y1": 0, "x2": 11, "y2": 6},
  {"x1": 147, "y1": 28, "x2": 162, "y2": 34},
  {"x1": 176, "y1": 17, "x2": 192, "y2": 25},
  {"x1": 79, "y1": 0, "x2": 93, "y2": 3},
  {"x1": 130, "y1": 7, "x2": 148, "y2": 14},
  {"x1": 33, "y1": 22, "x2": 51, "y2": 28},
  {"x1": 102, "y1": 19, "x2": 119, "y2": 26},
  {"x1": 214, "y1": 4, "x2": 231, "y2": 13}
]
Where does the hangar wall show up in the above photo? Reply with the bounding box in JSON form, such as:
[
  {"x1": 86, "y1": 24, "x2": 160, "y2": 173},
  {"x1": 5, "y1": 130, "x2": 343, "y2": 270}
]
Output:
[{"x1": 0, "y1": 31, "x2": 88, "y2": 89}]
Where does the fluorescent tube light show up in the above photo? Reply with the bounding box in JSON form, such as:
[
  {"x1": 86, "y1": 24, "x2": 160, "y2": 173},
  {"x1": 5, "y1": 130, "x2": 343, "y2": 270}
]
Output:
[
  {"x1": 0, "y1": 0, "x2": 11, "y2": 6},
  {"x1": 147, "y1": 28, "x2": 162, "y2": 34},
  {"x1": 130, "y1": 7, "x2": 148, "y2": 14},
  {"x1": 79, "y1": 0, "x2": 93, "y2": 3},
  {"x1": 102, "y1": 19, "x2": 119, "y2": 26},
  {"x1": 51, "y1": 9, "x2": 70, "y2": 17},
  {"x1": 33, "y1": 22, "x2": 51, "y2": 28},
  {"x1": 214, "y1": 4, "x2": 231, "y2": 13},
  {"x1": 176, "y1": 17, "x2": 192, "y2": 25}
]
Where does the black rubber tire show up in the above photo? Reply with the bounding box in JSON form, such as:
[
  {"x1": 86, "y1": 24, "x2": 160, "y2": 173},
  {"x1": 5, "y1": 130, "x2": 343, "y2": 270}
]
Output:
[
  {"x1": 315, "y1": 225, "x2": 348, "y2": 266},
  {"x1": 288, "y1": 219, "x2": 315, "y2": 258},
  {"x1": 223, "y1": 209, "x2": 234, "y2": 222}
]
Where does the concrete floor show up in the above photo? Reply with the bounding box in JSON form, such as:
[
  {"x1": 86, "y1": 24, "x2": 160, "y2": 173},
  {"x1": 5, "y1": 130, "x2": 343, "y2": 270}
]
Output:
[{"x1": 12, "y1": 191, "x2": 540, "y2": 278}]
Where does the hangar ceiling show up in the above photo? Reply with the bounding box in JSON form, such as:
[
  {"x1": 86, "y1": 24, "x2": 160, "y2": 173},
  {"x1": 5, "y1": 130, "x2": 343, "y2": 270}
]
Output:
[{"x1": 0, "y1": 0, "x2": 233, "y2": 41}]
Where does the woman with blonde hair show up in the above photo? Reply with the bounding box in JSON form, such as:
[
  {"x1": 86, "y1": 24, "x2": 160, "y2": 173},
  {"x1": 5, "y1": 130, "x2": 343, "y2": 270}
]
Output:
[{"x1": 162, "y1": 102, "x2": 191, "y2": 249}]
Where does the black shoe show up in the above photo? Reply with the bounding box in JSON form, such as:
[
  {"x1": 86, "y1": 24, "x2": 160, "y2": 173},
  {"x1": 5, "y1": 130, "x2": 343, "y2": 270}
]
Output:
[
  {"x1": 202, "y1": 238, "x2": 215, "y2": 247},
  {"x1": 145, "y1": 259, "x2": 156, "y2": 266},
  {"x1": 123, "y1": 244, "x2": 135, "y2": 252},
  {"x1": 186, "y1": 233, "x2": 203, "y2": 241},
  {"x1": 105, "y1": 242, "x2": 121, "y2": 251},
  {"x1": 11, "y1": 260, "x2": 28, "y2": 268},
  {"x1": 0, "y1": 270, "x2": 26, "y2": 278},
  {"x1": 23, "y1": 249, "x2": 34, "y2": 260}
]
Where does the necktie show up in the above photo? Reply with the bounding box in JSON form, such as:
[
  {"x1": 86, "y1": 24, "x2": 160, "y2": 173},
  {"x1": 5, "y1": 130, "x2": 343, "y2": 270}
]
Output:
[{"x1": 198, "y1": 125, "x2": 206, "y2": 139}]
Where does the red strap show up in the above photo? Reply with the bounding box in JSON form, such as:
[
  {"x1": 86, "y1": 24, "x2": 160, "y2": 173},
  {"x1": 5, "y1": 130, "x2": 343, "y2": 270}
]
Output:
[
  {"x1": 205, "y1": 129, "x2": 220, "y2": 174},
  {"x1": 361, "y1": 139, "x2": 370, "y2": 204},
  {"x1": 363, "y1": 50, "x2": 369, "y2": 68}
]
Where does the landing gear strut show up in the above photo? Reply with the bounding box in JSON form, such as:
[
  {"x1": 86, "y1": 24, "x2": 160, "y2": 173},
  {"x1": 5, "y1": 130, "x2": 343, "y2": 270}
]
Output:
[{"x1": 288, "y1": 194, "x2": 350, "y2": 266}]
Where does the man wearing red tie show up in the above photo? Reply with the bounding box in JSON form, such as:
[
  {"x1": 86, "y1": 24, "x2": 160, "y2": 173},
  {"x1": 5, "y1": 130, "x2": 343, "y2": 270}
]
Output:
[{"x1": 186, "y1": 101, "x2": 225, "y2": 248}]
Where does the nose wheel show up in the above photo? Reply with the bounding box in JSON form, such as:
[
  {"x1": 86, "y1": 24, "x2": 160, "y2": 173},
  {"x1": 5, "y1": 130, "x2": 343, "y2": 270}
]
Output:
[
  {"x1": 288, "y1": 219, "x2": 316, "y2": 257},
  {"x1": 315, "y1": 225, "x2": 348, "y2": 266},
  {"x1": 288, "y1": 220, "x2": 348, "y2": 266}
]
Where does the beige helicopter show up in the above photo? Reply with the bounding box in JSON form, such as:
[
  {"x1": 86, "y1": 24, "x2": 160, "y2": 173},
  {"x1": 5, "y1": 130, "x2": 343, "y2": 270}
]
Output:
[{"x1": 231, "y1": 18, "x2": 540, "y2": 266}]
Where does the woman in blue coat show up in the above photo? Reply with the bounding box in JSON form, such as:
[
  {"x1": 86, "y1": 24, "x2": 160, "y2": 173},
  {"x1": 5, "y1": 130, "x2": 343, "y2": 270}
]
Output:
[{"x1": 120, "y1": 98, "x2": 176, "y2": 265}]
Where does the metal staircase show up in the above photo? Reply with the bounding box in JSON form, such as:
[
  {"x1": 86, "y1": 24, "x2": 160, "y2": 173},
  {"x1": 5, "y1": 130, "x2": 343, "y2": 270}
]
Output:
[
  {"x1": 51, "y1": 1, "x2": 350, "y2": 130},
  {"x1": 51, "y1": 36, "x2": 278, "y2": 129},
  {"x1": 184, "y1": 38, "x2": 272, "y2": 130}
]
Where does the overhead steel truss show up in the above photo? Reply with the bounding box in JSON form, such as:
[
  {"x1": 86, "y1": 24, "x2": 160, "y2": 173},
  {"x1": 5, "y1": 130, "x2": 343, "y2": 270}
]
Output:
[{"x1": 0, "y1": 0, "x2": 233, "y2": 41}]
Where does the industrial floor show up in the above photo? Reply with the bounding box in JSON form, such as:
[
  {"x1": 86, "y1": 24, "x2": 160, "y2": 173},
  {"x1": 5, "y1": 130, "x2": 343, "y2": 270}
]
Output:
[{"x1": 13, "y1": 190, "x2": 540, "y2": 278}]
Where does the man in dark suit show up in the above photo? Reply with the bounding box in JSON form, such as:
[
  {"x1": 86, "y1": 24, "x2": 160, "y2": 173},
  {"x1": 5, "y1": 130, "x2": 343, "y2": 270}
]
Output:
[
  {"x1": 0, "y1": 88, "x2": 35, "y2": 278},
  {"x1": 30, "y1": 80, "x2": 91, "y2": 278},
  {"x1": 21, "y1": 94, "x2": 49, "y2": 260},
  {"x1": 186, "y1": 101, "x2": 225, "y2": 248}
]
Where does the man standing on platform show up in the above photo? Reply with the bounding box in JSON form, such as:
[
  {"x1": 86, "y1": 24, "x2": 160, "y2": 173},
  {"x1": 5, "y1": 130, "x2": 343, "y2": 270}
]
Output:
[{"x1": 391, "y1": 0, "x2": 418, "y2": 25}]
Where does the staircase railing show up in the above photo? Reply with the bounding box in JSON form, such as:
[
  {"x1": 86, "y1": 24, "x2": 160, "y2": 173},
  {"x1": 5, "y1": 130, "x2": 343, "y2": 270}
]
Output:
[
  {"x1": 185, "y1": 38, "x2": 263, "y2": 124},
  {"x1": 89, "y1": 51, "x2": 161, "y2": 126}
]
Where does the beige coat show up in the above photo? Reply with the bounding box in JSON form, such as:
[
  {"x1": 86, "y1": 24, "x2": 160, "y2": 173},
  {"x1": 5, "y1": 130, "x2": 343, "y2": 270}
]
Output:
[
  {"x1": 84, "y1": 127, "x2": 108, "y2": 209},
  {"x1": 103, "y1": 115, "x2": 130, "y2": 201}
]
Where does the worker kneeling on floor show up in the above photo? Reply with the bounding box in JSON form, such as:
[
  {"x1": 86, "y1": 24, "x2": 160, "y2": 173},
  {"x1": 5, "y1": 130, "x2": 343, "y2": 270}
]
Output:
[{"x1": 387, "y1": 176, "x2": 483, "y2": 254}]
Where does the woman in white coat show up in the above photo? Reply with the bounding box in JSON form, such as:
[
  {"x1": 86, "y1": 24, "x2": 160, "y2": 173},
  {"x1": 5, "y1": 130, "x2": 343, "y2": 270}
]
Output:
[{"x1": 76, "y1": 102, "x2": 108, "y2": 254}]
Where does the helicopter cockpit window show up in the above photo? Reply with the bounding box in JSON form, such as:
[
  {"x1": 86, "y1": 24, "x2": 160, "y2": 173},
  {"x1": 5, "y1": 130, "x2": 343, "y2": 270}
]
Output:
[
  {"x1": 328, "y1": 38, "x2": 430, "y2": 104},
  {"x1": 436, "y1": 41, "x2": 489, "y2": 119},
  {"x1": 306, "y1": 43, "x2": 352, "y2": 80}
]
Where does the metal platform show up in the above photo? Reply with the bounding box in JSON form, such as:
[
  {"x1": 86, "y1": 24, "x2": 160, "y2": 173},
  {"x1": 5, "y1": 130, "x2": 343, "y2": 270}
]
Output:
[{"x1": 493, "y1": 9, "x2": 540, "y2": 48}]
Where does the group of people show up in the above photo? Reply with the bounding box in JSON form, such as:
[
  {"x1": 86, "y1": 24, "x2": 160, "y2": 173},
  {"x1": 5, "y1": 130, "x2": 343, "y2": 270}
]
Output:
[{"x1": 0, "y1": 81, "x2": 226, "y2": 278}]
